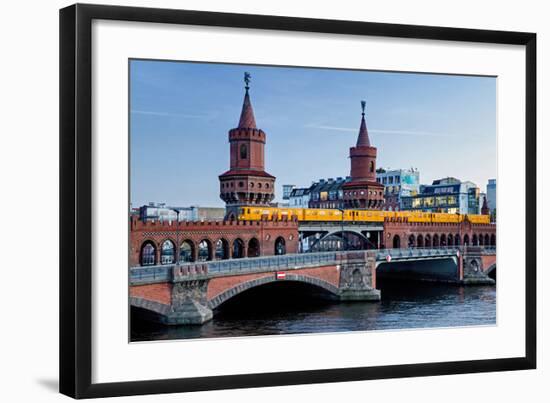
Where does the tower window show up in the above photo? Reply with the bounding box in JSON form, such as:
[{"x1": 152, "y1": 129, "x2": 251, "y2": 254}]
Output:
[
  {"x1": 240, "y1": 144, "x2": 247, "y2": 159},
  {"x1": 370, "y1": 161, "x2": 374, "y2": 173}
]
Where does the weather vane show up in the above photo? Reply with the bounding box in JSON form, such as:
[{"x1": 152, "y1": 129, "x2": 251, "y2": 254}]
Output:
[
  {"x1": 361, "y1": 100, "x2": 366, "y2": 115},
  {"x1": 244, "y1": 72, "x2": 251, "y2": 91}
]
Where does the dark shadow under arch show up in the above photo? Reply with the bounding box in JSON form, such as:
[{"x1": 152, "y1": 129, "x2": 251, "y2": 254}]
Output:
[{"x1": 208, "y1": 274, "x2": 340, "y2": 310}]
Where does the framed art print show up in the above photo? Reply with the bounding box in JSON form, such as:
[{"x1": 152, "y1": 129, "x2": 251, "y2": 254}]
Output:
[{"x1": 59, "y1": 3, "x2": 536, "y2": 399}]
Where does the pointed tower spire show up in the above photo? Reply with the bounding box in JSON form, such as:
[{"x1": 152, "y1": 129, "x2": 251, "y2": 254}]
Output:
[
  {"x1": 237, "y1": 72, "x2": 257, "y2": 129},
  {"x1": 356, "y1": 100, "x2": 371, "y2": 147}
]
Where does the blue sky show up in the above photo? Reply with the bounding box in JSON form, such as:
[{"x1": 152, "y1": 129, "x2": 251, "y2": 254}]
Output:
[{"x1": 130, "y1": 60, "x2": 496, "y2": 208}]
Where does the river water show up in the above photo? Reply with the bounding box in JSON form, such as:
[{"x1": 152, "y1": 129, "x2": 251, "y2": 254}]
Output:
[{"x1": 131, "y1": 281, "x2": 496, "y2": 342}]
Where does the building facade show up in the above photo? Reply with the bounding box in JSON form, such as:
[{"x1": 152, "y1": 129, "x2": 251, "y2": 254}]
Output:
[
  {"x1": 139, "y1": 203, "x2": 225, "y2": 222},
  {"x1": 376, "y1": 168, "x2": 420, "y2": 211},
  {"x1": 486, "y1": 179, "x2": 496, "y2": 214},
  {"x1": 401, "y1": 177, "x2": 480, "y2": 214},
  {"x1": 308, "y1": 177, "x2": 347, "y2": 209},
  {"x1": 288, "y1": 186, "x2": 311, "y2": 208}
]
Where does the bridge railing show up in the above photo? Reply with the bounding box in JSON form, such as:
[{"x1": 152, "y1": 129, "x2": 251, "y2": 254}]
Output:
[
  {"x1": 375, "y1": 247, "x2": 460, "y2": 261},
  {"x1": 130, "y1": 246, "x2": 496, "y2": 284},
  {"x1": 197, "y1": 251, "x2": 342, "y2": 274}
]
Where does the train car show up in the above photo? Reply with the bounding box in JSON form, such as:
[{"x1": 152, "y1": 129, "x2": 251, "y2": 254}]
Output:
[
  {"x1": 395, "y1": 211, "x2": 432, "y2": 223},
  {"x1": 348, "y1": 209, "x2": 389, "y2": 222},
  {"x1": 302, "y1": 208, "x2": 343, "y2": 222},
  {"x1": 465, "y1": 214, "x2": 491, "y2": 224},
  {"x1": 431, "y1": 212, "x2": 462, "y2": 223}
]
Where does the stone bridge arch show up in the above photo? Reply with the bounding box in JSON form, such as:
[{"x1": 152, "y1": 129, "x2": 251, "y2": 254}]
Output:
[{"x1": 208, "y1": 274, "x2": 340, "y2": 309}]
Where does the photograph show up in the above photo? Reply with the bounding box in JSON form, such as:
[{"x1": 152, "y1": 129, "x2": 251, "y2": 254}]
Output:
[{"x1": 128, "y1": 60, "x2": 497, "y2": 342}]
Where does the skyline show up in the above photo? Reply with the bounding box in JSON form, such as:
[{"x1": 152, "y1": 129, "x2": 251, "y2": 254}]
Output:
[{"x1": 130, "y1": 60, "x2": 496, "y2": 208}]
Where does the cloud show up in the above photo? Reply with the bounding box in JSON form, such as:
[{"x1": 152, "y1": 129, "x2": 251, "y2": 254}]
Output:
[
  {"x1": 305, "y1": 124, "x2": 449, "y2": 137},
  {"x1": 131, "y1": 110, "x2": 212, "y2": 119}
]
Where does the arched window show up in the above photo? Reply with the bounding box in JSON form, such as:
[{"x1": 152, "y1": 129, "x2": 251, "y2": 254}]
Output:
[
  {"x1": 417, "y1": 234, "x2": 424, "y2": 247},
  {"x1": 248, "y1": 238, "x2": 260, "y2": 257},
  {"x1": 490, "y1": 234, "x2": 496, "y2": 246},
  {"x1": 198, "y1": 239, "x2": 212, "y2": 261},
  {"x1": 484, "y1": 234, "x2": 490, "y2": 245},
  {"x1": 160, "y1": 240, "x2": 175, "y2": 264},
  {"x1": 455, "y1": 234, "x2": 461, "y2": 246},
  {"x1": 232, "y1": 238, "x2": 244, "y2": 259},
  {"x1": 392, "y1": 235, "x2": 401, "y2": 249},
  {"x1": 140, "y1": 242, "x2": 156, "y2": 266},
  {"x1": 447, "y1": 234, "x2": 453, "y2": 246},
  {"x1": 440, "y1": 234, "x2": 447, "y2": 247},
  {"x1": 179, "y1": 240, "x2": 195, "y2": 263},
  {"x1": 408, "y1": 234, "x2": 415, "y2": 248},
  {"x1": 369, "y1": 160, "x2": 374, "y2": 172},
  {"x1": 433, "y1": 234, "x2": 439, "y2": 247},
  {"x1": 472, "y1": 234, "x2": 478, "y2": 246},
  {"x1": 215, "y1": 239, "x2": 229, "y2": 260},
  {"x1": 479, "y1": 234, "x2": 484, "y2": 246},
  {"x1": 275, "y1": 236, "x2": 286, "y2": 255},
  {"x1": 240, "y1": 144, "x2": 247, "y2": 159},
  {"x1": 425, "y1": 234, "x2": 432, "y2": 247},
  {"x1": 463, "y1": 234, "x2": 470, "y2": 246}
]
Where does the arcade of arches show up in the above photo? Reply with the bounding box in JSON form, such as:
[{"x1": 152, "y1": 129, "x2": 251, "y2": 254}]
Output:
[
  {"x1": 138, "y1": 236, "x2": 268, "y2": 266},
  {"x1": 391, "y1": 232, "x2": 495, "y2": 249}
]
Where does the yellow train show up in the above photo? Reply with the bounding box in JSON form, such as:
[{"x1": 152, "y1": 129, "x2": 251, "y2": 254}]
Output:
[{"x1": 237, "y1": 206, "x2": 490, "y2": 224}]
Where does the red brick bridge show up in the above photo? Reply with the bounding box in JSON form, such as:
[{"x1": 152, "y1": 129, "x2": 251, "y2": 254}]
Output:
[{"x1": 130, "y1": 246, "x2": 495, "y2": 325}]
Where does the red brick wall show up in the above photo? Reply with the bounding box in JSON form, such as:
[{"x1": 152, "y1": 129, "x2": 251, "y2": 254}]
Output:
[
  {"x1": 130, "y1": 283, "x2": 171, "y2": 305},
  {"x1": 382, "y1": 218, "x2": 496, "y2": 248},
  {"x1": 482, "y1": 255, "x2": 497, "y2": 271},
  {"x1": 206, "y1": 265, "x2": 339, "y2": 301},
  {"x1": 130, "y1": 216, "x2": 299, "y2": 266}
]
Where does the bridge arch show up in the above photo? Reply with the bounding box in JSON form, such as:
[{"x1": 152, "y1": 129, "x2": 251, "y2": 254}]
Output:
[
  {"x1": 160, "y1": 239, "x2": 176, "y2": 264},
  {"x1": 232, "y1": 238, "x2": 245, "y2": 259},
  {"x1": 392, "y1": 234, "x2": 401, "y2": 248},
  {"x1": 248, "y1": 237, "x2": 261, "y2": 257},
  {"x1": 454, "y1": 234, "x2": 461, "y2": 246},
  {"x1": 208, "y1": 274, "x2": 340, "y2": 310},
  {"x1": 425, "y1": 234, "x2": 432, "y2": 247},
  {"x1": 215, "y1": 238, "x2": 229, "y2": 260},
  {"x1": 179, "y1": 239, "x2": 195, "y2": 262},
  {"x1": 275, "y1": 236, "x2": 286, "y2": 255},
  {"x1": 198, "y1": 239, "x2": 213, "y2": 261},
  {"x1": 140, "y1": 240, "x2": 157, "y2": 266}
]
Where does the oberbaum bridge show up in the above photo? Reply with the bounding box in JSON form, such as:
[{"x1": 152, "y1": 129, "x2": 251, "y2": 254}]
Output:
[{"x1": 130, "y1": 74, "x2": 496, "y2": 325}]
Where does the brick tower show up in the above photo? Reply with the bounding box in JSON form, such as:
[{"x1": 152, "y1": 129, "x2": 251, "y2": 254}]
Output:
[
  {"x1": 219, "y1": 73, "x2": 276, "y2": 218},
  {"x1": 342, "y1": 101, "x2": 385, "y2": 209}
]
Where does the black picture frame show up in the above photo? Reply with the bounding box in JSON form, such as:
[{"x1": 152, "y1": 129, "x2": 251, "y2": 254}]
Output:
[{"x1": 59, "y1": 3, "x2": 537, "y2": 399}]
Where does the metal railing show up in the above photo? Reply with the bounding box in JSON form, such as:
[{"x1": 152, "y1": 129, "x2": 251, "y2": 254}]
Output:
[{"x1": 375, "y1": 247, "x2": 459, "y2": 260}]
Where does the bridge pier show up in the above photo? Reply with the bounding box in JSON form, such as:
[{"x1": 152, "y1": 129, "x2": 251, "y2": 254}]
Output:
[
  {"x1": 461, "y1": 250, "x2": 495, "y2": 285},
  {"x1": 164, "y1": 280, "x2": 213, "y2": 325},
  {"x1": 337, "y1": 252, "x2": 381, "y2": 301}
]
